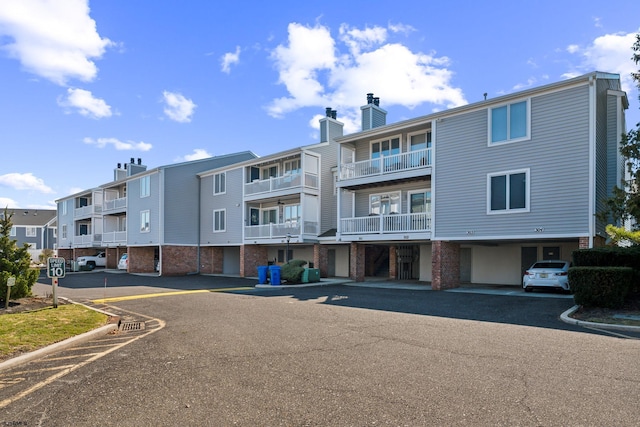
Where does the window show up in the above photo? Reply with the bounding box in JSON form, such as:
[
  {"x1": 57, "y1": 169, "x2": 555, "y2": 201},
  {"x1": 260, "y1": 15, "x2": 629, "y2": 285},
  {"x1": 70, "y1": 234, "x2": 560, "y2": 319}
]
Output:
[
  {"x1": 26, "y1": 227, "x2": 36, "y2": 237},
  {"x1": 371, "y1": 137, "x2": 400, "y2": 159},
  {"x1": 489, "y1": 100, "x2": 529, "y2": 144},
  {"x1": 213, "y1": 209, "x2": 226, "y2": 232},
  {"x1": 262, "y1": 208, "x2": 277, "y2": 224},
  {"x1": 140, "y1": 176, "x2": 150, "y2": 198},
  {"x1": 214, "y1": 172, "x2": 226, "y2": 195},
  {"x1": 284, "y1": 159, "x2": 301, "y2": 175},
  {"x1": 62, "y1": 225, "x2": 67, "y2": 239},
  {"x1": 283, "y1": 205, "x2": 300, "y2": 224},
  {"x1": 370, "y1": 192, "x2": 400, "y2": 215},
  {"x1": 409, "y1": 132, "x2": 432, "y2": 166},
  {"x1": 140, "y1": 210, "x2": 150, "y2": 232},
  {"x1": 408, "y1": 190, "x2": 431, "y2": 213},
  {"x1": 261, "y1": 165, "x2": 278, "y2": 180},
  {"x1": 487, "y1": 169, "x2": 529, "y2": 213},
  {"x1": 61, "y1": 201, "x2": 67, "y2": 215},
  {"x1": 10, "y1": 226, "x2": 16, "y2": 236}
]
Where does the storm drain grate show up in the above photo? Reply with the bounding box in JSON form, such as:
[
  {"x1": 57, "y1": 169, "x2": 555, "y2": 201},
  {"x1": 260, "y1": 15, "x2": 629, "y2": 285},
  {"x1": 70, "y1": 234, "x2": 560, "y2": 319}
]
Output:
[{"x1": 119, "y1": 321, "x2": 145, "y2": 331}]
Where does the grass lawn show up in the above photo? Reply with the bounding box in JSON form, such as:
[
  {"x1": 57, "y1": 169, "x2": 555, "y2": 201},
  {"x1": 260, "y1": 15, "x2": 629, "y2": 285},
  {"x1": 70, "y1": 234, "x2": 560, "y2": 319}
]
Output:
[{"x1": 0, "y1": 304, "x2": 109, "y2": 361}]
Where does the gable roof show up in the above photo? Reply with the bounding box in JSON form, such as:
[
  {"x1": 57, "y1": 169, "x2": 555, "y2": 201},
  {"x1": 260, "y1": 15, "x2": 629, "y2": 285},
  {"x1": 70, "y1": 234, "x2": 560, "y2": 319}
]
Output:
[{"x1": 2, "y1": 209, "x2": 57, "y2": 227}]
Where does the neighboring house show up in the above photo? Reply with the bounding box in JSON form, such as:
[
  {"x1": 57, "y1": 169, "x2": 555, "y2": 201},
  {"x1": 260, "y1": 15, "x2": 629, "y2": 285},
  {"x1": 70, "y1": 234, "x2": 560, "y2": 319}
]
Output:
[
  {"x1": 197, "y1": 108, "x2": 350, "y2": 277},
  {"x1": 57, "y1": 153, "x2": 258, "y2": 273},
  {"x1": 2, "y1": 209, "x2": 57, "y2": 262},
  {"x1": 335, "y1": 72, "x2": 628, "y2": 288}
]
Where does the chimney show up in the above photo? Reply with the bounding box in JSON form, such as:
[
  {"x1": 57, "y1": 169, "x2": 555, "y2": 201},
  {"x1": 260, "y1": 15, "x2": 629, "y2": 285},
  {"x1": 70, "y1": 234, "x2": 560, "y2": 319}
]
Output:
[
  {"x1": 114, "y1": 163, "x2": 126, "y2": 181},
  {"x1": 319, "y1": 107, "x2": 343, "y2": 143},
  {"x1": 137, "y1": 158, "x2": 142, "y2": 165},
  {"x1": 130, "y1": 158, "x2": 135, "y2": 164},
  {"x1": 361, "y1": 92, "x2": 387, "y2": 131}
]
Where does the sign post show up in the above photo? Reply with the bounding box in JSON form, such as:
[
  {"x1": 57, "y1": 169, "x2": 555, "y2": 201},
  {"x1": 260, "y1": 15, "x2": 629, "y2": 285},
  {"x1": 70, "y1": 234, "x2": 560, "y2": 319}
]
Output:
[
  {"x1": 47, "y1": 257, "x2": 66, "y2": 308},
  {"x1": 5, "y1": 276, "x2": 15, "y2": 309}
]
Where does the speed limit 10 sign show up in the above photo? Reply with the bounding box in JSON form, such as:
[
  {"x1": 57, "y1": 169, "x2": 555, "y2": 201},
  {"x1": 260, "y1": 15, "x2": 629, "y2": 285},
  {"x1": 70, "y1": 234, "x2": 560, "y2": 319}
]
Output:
[{"x1": 47, "y1": 257, "x2": 66, "y2": 278}]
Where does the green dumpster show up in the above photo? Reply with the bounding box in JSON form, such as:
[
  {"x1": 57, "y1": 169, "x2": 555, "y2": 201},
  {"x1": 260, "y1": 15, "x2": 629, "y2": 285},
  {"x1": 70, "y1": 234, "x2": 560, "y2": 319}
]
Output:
[{"x1": 302, "y1": 268, "x2": 320, "y2": 283}]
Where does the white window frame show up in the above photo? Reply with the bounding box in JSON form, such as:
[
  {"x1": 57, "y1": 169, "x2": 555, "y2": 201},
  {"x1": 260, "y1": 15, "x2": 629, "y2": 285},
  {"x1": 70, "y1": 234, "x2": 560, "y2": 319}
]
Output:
[
  {"x1": 283, "y1": 159, "x2": 301, "y2": 175},
  {"x1": 61, "y1": 201, "x2": 67, "y2": 216},
  {"x1": 407, "y1": 189, "x2": 432, "y2": 214},
  {"x1": 214, "y1": 172, "x2": 226, "y2": 195},
  {"x1": 486, "y1": 168, "x2": 530, "y2": 214},
  {"x1": 140, "y1": 210, "x2": 150, "y2": 233},
  {"x1": 26, "y1": 227, "x2": 37, "y2": 237},
  {"x1": 369, "y1": 191, "x2": 401, "y2": 215},
  {"x1": 488, "y1": 98, "x2": 531, "y2": 146},
  {"x1": 370, "y1": 135, "x2": 402, "y2": 159},
  {"x1": 213, "y1": 209, "x2": 226, "y2": 232},
  {"x1": 140, "y1": 175, "x2": 150, "y2": 198},
  {"x1": 283, "y1": 204, "x2": 301, "y2": 224},
  {"x1": 261, "y1": 165, "x2": 278, "y2": 180},
  {"x1": 10, "y1": 226, "x2": 16, "y2": 236}
]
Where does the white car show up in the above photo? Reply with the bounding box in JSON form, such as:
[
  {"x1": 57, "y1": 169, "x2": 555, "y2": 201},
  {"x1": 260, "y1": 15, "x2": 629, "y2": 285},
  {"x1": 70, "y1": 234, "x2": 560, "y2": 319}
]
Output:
[
  {"x1": 523, "y1": 260, "x2": 570, "y2": 292},
  {"x1": 117, "y1": 253, "x2": 128, "y2": 270},
  {"x1": 77, "y1": 252, "x2": 106, "y2": 270}
]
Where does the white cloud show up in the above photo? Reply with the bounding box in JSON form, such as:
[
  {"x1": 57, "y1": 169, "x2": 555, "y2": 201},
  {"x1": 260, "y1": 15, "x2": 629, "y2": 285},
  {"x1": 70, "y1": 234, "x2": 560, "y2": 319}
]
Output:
[
  {"x1": 83, "y1": 137, "x2": 152, "y2": 151},
  {"x1": 0, "y1": 0, "x2": 113, "y2": 85},
  {"x1": 221, "y1": 46, "x2": 241, "y2": 73},
  {"x1": 567, "y1": 30, "x2": 639, "y2": 91},
  {"x1": 267, "y1": 22, "x2": 466, "y2": 119},
  {"x1": 162, "y1": 91, "x2": 196, "y2": 123},
  {"x1": 0, "y1": 197, "x2": 19, "y2": 208},
  {"x1": 58, "y1": 88, "x2": 112, "y2": 118},
  {"x1": 174, "y1": 149, "x2": 212, "y2": 162},
  {"x1": 0, "y1": 172, "x2": 54, "y2": 194}
]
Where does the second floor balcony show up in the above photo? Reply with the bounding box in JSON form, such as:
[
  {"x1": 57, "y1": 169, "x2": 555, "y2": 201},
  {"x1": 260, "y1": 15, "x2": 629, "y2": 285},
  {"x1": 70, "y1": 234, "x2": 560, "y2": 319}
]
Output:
[
  {"x1": 73, "y1": 233, "x2": 103, "y2": 246},
  {"x1": 244, "y1": 172, "x2": 319, "y2": 199},
  {"x1": 338, "y1": 148, "x2": 432, "y2": 186},
  {"x1": 74, "y1": 204, "x2": 102, "y2": 218},
  {"x1": 244, "y1": 221, "x2": 319, "y2": 242},
  {"x1": 103, "y1": 197, "x2": 127, "y2": 214},
  {"x1": 340, "y1": 212, "x2": 431, "y2": 239},
  {"x1": 102, "y1": 230, "x2": 127, "y2": 244}
]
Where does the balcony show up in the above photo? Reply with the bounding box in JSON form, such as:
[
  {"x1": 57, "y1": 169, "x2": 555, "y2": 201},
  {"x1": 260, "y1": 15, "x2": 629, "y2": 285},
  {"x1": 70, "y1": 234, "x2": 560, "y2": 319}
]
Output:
[
  {"x1": 73, "y1": 233, "x2": 102, "y2": 246},
  {"x1": 338, "y1": 148, "x2": 432, "y2": 184},
  {"x1": 74, "y1": 204, "x2": 102, "y2": 218},
  {"x1": 103, "y1": 197, "x2": 127, "y2": 213},
  {"x1": 244, "y1": 221, "x2": 319, "y2": 241},
  {"x1": 244, "y1": 172, "x2": 318, "y2": 198},
  {"x1": 340, "y1": 212, "x2": 431, "y2": 236},
  {"x1": 102, "y1": 231, "x2": 127, "y2": 244}
]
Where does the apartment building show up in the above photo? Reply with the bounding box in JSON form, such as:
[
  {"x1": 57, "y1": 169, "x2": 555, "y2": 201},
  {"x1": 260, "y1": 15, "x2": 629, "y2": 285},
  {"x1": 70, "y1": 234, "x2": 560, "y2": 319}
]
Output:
[{"x1": 3, "y1": 209, "x2": 57, "y2": 262}]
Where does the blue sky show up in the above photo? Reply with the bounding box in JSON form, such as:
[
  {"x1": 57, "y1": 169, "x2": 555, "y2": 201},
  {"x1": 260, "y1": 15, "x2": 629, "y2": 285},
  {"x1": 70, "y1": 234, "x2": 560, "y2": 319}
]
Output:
[{"x1": 1, "y1": 0, "x2": 639, "y2": 210}]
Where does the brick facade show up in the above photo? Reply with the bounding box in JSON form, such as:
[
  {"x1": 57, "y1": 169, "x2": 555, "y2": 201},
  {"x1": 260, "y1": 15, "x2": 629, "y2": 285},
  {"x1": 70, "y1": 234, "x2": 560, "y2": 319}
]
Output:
[
  {"x1": 240, "y1": 245, "x2": 268, "y2": 277},
  {"x1": 200, "y1": 246, "x2": 224, "y2": 274},
  {"x1": 431, "y1": 241, "x2": 460, "y2": 290},
  {"x1": 389, "y1": 245, "x2": 397, "y2": 279},
  {"x1": 128, "y1": 246, "x2": 156, "y2": 274},
  {"x1": 161, "y1": 245, "x2": 198, "y2": 276},
  {"x1": 350, "y1": 242, "x2": 364, "y2": 282},
  {"x1": 313, "y1": 244, "x2": 329, "y2": 278},
  {"x1": 105, "y1": 247, "x2": 127, "y2": 269}
]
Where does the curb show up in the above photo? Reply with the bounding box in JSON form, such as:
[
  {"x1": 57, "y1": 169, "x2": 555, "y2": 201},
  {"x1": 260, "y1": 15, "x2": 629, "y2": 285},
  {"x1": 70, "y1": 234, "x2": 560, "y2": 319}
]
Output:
[
  {"x1": 0, "y1": 298, "x2": 119, "y2": 372},
  {"x1": 560, "y1": 305, "x2": 640, "y2": 333}
]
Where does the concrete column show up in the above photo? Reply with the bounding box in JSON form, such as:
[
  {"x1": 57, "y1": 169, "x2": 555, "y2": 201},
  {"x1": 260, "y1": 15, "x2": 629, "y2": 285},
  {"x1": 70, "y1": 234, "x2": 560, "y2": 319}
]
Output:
[
  {"x1": 431, "y1": 241, "x2": 460, "y2": 290},
  {"x1": 240, "y1": 245, "x2": 268, "y2": 278},
  {"x1": 349, "y1": 242, "x2": 364, "y2": 282}
]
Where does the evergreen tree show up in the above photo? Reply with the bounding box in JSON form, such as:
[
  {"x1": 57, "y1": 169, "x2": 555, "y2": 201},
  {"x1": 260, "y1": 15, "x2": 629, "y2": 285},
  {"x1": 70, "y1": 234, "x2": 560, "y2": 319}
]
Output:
[{"x1": 1, "y1": 208, "x2": 39, "y2": 301}]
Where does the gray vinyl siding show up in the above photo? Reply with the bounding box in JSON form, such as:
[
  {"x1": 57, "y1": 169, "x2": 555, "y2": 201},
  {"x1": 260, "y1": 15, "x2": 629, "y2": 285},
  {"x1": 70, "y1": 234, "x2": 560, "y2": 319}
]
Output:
[
  {"x1": 434, "y1": 84, "x2": 592, "y2": 239},
  {"x1": 353, "y1": 181, "x2": 430, "y2": 217},
  {"x1": 309, "y1": 143, "x2": 339, "y2": 234},
  {"x1": 163, "y1": 163, "x2": 204, "y2": 244},
  {"x1": 57, "y1": 200, "x2": 74, "y2": 247},
  {"x1": 201, "y1": 167, "x2": 244, "y2": 245},
  {"x1": 127, "y1": 172, "x2": 161, "y2": 245}
]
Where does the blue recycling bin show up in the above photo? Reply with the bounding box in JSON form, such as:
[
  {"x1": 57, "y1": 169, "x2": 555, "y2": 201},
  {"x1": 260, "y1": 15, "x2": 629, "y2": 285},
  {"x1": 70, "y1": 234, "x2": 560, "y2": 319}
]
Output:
[
  {"x1": 269, "y1": 265, "x2": 281, "y2": 285},
  {"x1": 257, "y1": 266, "x2": 269, "y2": 284}
]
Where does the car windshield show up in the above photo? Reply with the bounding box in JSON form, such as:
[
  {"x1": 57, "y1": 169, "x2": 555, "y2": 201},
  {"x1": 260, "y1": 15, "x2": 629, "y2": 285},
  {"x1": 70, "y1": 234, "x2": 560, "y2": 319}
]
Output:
[{"x1": 532, "y1": 262, "x2": 565, "y2": 269}]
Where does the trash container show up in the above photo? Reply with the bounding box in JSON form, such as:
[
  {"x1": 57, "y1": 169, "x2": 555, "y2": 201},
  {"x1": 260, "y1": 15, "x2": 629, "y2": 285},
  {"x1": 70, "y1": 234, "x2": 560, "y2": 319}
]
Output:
[
  {"x1": 257, "y1": 266, "x2": 269, "y2": 284},
  {"x1": 302, "y1": 268, "x2": 320, "y2": 283},
  {"x1": 269, "y1": 265, "x2": 281, "y2": 286}
]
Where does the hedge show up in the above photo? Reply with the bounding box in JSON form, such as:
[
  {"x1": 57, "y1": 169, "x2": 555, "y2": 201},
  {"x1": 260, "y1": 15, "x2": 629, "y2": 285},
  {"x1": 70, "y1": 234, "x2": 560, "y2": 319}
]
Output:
[{"x1": 569, "y1": 266, "x2": 633, "y2": 309}]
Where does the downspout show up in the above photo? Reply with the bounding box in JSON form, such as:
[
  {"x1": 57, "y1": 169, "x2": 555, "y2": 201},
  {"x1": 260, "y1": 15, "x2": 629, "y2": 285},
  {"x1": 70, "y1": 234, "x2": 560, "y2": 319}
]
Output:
[
  {"x1": 587, "y1": 75, "x2": 596, "y2": 248},
  {"x1": 158, "y1": 169, "x2": 164, "y2": 275},
  {"x1": 188, "y1": 175, "x2": 201, "y2": 275}
]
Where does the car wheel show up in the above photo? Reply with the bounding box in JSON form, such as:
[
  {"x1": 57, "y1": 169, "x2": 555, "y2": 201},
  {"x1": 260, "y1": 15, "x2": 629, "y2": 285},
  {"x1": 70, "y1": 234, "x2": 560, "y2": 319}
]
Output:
[
  {"x1": 87, "y1": 261, "x2": 96, "y2": 270},
  {"x1": 524, "y1": 286, "x2": 533, "y2": 293}
]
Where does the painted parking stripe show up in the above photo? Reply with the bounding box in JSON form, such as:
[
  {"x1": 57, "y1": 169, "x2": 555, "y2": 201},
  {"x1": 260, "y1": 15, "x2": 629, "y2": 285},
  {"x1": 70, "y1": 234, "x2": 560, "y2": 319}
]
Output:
[{"x1": 91, "y1": 287, "x2": 253, "y2": 304}]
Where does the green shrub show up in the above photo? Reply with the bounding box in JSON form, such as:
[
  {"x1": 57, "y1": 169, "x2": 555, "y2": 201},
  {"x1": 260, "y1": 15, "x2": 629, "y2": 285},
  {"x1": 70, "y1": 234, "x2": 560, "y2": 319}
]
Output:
[
  {"x1": 280, "y1": 259, "x2": 307, "y2": 284},
  {"x1": 569, "y1": 266, "x2": 633, "y2": 308},
  {"x1": 572, "y1": 247, "x2": 640, "y2": 292}
]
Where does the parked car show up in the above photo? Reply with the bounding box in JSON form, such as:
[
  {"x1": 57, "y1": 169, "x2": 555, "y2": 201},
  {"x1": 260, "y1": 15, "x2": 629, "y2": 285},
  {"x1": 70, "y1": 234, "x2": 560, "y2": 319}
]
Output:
[
  {"x1": 523, "y1": 260, "x2": 570, "y2": 293},
  {"x1": 118, "y1": 253, "x2": 128, "y2": 270},
  {"x1": 77, "y1": 252, "x2": 106, "y2": 270}
]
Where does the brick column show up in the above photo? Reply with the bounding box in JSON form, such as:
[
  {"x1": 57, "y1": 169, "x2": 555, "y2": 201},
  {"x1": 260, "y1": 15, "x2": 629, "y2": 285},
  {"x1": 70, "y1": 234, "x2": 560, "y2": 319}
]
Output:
[
  {"x1": 389, "y1": 245, "x2": 397, "y2": 280},
  {"x1": 350, "y1": 242, "x2": 364, "y2": 282},
  {"x1": 578, "y1": 236, "x2": 590, "y2": 249},
  {"x1": 161, "y1": 245, "x2": 197, "y2": 276},
  {"x1": 431, "y1": 241, "x2": 460, "y2": 290},
  {"x1": 200, "y1": 246, "x2": 224, "y2": 274},
  {"x1": 313, "y1": 244, "x2": 329, "y2": 278},
  {"x1": 240, "y1": 245, "x2": 268, "y2": 278}
]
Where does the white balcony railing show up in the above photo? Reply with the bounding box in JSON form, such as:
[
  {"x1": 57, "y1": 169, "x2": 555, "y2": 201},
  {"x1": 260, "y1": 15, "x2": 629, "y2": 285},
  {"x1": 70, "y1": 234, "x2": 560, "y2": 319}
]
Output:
[
  {"x1": 73, "y1": 234, "x2": 102, "y2": 245},
  {"x1": 245, "y1": 172, "x2": 318, "y2": 196},
  {"x1": 74, "y1": 204, "x2": 102, "y2": 218},
  {"x1": 103, "y1": 197, "x2": 127, "y2": 212},
  {"x1": 339, "y1": 148, "x2": 432, "y2": 181},
  {"x1": 244, "y1": 221, "x2": 319, "y2": 240},
  {"x1": 340, "y1": 212, "x2": 431, "y2": 235},
  {"x1": 102, "y1": 231, "x2": 127, "y2": 243}
]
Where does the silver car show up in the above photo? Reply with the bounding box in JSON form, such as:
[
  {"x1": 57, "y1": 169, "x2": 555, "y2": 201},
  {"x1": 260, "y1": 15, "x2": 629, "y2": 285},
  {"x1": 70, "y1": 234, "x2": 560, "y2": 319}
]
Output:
[{"x1": 523, "y1": 260, "x2": 570, "y2": 292}]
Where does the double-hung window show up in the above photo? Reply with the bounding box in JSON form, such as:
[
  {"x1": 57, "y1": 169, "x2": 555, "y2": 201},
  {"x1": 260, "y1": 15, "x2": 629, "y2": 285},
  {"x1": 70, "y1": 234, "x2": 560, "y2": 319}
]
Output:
[
  {"x1": 487, "y1": 169, "x2": 529, "y2": 214},
  {"x1": 140, "y1": 210, "x2": 150, "y2": 232},
  {"x1": 62, "y1": 225, "x2": 67, "y2": 239},
  {"x1": 26, "y1": 227, "x2": 36, "y2": 237},
  {"x1": 370, "y1": 192, "x2": 400, "y2": 215},
  {"x1": 489, "y1": 99, "x2": 529, "y2": 145},
  {"x1": 213, "y1": 209, "x2": 226, "y2": 232},
  {"x1": 214, "y1": 172, "x2": 226, "y2": 195},
  {"x1": 140, "y1": 176, "x2": 150, "y2": 198}
]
